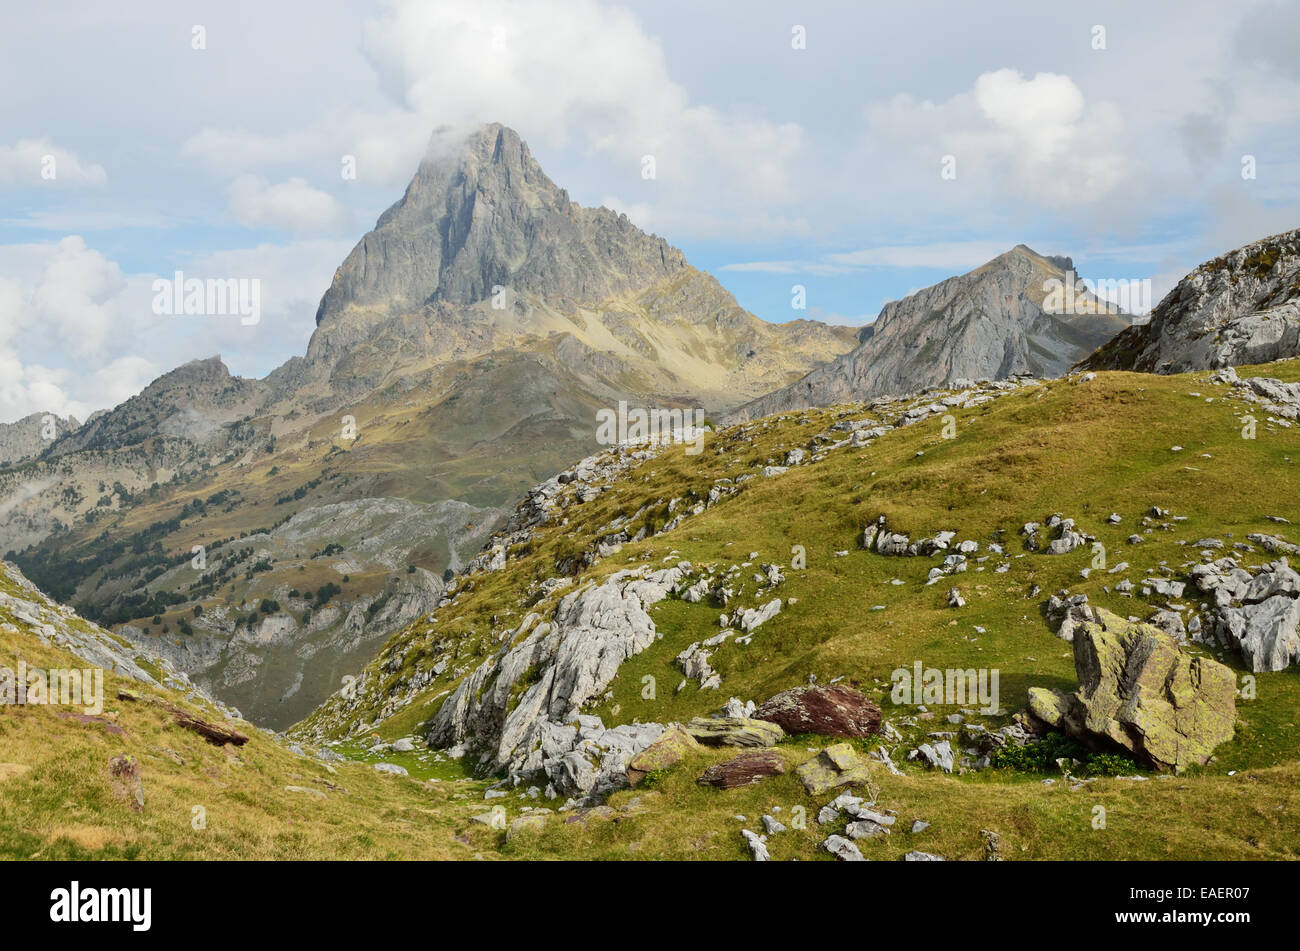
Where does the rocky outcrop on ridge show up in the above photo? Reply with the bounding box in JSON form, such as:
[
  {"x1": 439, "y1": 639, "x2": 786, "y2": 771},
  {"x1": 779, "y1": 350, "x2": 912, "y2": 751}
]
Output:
[
  {"x1": 1082, "y1": 228, "x2": 1300, "y2": 373},
  {"x1": 0, "y1": 561, "x2": 235, "y2": 718},
  {"x1": 0, "y1": 412, "x2": 80, "y2": 465}
]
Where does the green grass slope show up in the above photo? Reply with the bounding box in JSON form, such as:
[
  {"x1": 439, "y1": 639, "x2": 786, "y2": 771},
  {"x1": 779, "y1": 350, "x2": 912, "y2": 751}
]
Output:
[
  {"x1": 291, "y1": 360, "x2": 1300, "y2": 860},
  {"x1": 4, "y1": 360, "x2": 1299, "y2": 861}
]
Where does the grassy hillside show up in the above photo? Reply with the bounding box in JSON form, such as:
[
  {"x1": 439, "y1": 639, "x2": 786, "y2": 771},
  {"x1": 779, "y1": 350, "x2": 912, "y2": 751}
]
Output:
[
  {"x1": 291, "y1": 359, "x2": 1300, "y2": 859},
  {"x1": 5, "y1": 360, "x2": 1299, "y2": 860}
]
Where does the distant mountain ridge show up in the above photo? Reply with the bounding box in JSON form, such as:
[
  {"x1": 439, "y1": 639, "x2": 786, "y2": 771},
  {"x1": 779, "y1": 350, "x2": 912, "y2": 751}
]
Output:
[{"x1": 730, "y1": 245, "x2": 1131, "y2": 420}]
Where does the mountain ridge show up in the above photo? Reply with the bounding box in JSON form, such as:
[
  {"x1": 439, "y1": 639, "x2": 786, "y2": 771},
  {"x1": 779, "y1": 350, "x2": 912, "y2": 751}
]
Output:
[{"x1": 729, "y1": 244, "x2": 1130, "y2": 421}]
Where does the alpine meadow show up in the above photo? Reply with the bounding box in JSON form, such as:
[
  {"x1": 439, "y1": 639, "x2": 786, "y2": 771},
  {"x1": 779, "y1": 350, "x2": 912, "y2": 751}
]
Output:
[{"x1": 0, "y1": 0, "x2": 1296, "y2": 932}]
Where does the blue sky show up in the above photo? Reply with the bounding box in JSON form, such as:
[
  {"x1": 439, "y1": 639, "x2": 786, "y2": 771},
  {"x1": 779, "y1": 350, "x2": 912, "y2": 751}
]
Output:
[{"x1": 0, "y1": 0, "x2": 1297, "y2": 421}]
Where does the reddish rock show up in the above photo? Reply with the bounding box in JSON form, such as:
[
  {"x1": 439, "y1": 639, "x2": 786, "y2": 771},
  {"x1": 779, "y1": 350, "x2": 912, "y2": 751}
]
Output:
[
  {"x1": 108, "y1": 754, "x2": 144, "y2": 811},
  {"x1": 754, "y1": 684, "x2": 882, "y2": 739},
  {"x1": 697, "y1": 750, "x2": 786, "y2": 789}
]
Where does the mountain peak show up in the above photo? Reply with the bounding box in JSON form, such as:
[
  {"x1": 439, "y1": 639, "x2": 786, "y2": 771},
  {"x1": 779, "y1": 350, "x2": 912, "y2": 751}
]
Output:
[
  {"x1": 402, "y1": 122, "x2": 558, "y2": 212},
  {"x1": 997, "y1": 243, "x2": 1074, "y2": 274},
  {"x1": 307, "y1": 123, "x2": 692, "y2": 363}
]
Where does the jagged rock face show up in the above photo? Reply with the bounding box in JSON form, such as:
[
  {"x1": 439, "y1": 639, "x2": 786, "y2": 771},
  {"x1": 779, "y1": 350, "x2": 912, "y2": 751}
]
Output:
[
  {"x1": 0, "y1": 412, "x2": 80, "y2": 465},
  {"x1": 1028, "y1": 607, "x2": 1236, "y2": 772},
  {"x1": 730, "y1": 245, "x2": 1129, "y2": 420},
  {"x1": 303, "y1": 122, "x2": 855, "y2": 404},
  {"x1": 313, "y1": 123, "x2": 687, "y2": 336},
  {"x1": 1083, "y1": 228, "x2": 1300, "y2": 373},
  {"x1": 427, "y1": 564, "x2": 686, "y2": 780}
]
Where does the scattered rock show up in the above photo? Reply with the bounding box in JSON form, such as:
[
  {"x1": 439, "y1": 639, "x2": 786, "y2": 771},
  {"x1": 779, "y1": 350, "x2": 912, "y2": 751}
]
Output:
[
  {"x1": 685, "y1": 717, "x2": 785, "y2": 748},
  {"x1": 797, "y1": 742, "x2": 874, "y2": 795},
  {"x1": 753, "y1": 684, "x2": 882, "y2": 739},
  {"x1": 284, "y1": 785, "x2": 327, "y2": 800},
  {"x1": 913, "y1": 740, "x2": 955, "y2": 773},
  {"x1": 697, "y1": 750, "x2": 787, "y2": 789},
  {"x1": 822, "y1": 834, "x2": 866, "y2": 861},
  {"x1": 626, "y1": 724, "x2": 702, "y2": 786},
  {"x1": 108, "y1": 754, "x2": 144, "y2": 812},
  {"x1": 1194, "y1": 557, "x2": 1300, "y2": 671},
  {"x1": 506, "y1": 814, "x2": 548, "y2": 841},
  {"x1": 741, "y1": 829, "x2": 770, "y2": 861},
  {"x1": 981, "y1": 829, "x2": 1003, "y2": 861}
]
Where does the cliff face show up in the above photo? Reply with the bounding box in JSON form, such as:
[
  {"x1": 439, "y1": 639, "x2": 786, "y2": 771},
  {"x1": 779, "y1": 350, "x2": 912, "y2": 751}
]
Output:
[
  {"x1": 1082, "y1": 228, "x2": 1300, "y2": 374},
  {"x1": 731, "y1": 245, "x2": 1130, "y2": 420}
]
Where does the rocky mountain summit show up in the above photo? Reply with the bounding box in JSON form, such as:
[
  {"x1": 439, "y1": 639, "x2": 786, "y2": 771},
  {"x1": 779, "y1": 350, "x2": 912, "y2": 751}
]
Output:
[
  {"x1": 1083, "y1": 228, "x2": 1300, "y2": 373},
  {"x1": 731, "y1": 245, "x2": 1129, "y2": 420},
  {"x1": 301, "y1": 122, "x2": 855, "y2": 405},
  {"x1": 310, "y1": 123, "x2": 688, "y2": 358}
]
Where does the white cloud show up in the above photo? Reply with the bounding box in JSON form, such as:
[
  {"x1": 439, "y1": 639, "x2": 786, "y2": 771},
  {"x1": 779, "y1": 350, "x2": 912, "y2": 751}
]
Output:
[
  {"x1": 0, "y1": 236, "x2": 130, "y2": 359},
  {"x1": 860, "y1": 69, "x2": 1134, "y2": 217},
  {"x1": 361, "y1": 0, "x2": 804, "y2": 207},
  {"x1": 720, "y1": 259, "x2": 855, "y2": 277},
  {"x1": 828, "y1": 240, "x2": 1021, "y2": 271},
  {"x1": 0, "y1": 138, "x2": 106, "y2": 186},
  {"x1": 0, "y1": 210, "x2": 170, "y2": 231},
  {"x1": 180, "y1": 0, "x2": 808, "y2": 237},
  {"x1": 0, "y1": 236, "x2": 352, "y2": 422},
  {"x1": 228, "y1": 175, "x2": 350, "y2": 235}
]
